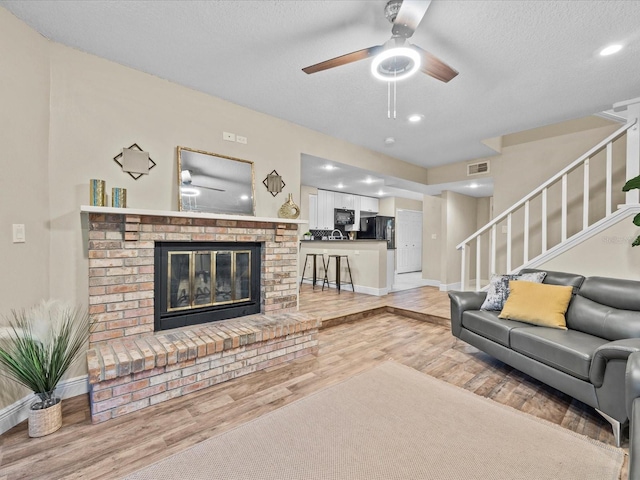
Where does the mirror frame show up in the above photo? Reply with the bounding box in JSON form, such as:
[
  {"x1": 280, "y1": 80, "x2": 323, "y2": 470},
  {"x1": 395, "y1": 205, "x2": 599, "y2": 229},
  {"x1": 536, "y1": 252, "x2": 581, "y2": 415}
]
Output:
[{"x1": 177, "y1": 146, "x2": 256, "y2": 216}]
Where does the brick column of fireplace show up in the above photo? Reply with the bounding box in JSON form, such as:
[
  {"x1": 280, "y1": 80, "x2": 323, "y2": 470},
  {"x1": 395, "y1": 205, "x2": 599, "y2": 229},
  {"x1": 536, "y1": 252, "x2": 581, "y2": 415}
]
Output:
[{"x1": 87, "y1": 212, "x2": 299, "y2": 346}]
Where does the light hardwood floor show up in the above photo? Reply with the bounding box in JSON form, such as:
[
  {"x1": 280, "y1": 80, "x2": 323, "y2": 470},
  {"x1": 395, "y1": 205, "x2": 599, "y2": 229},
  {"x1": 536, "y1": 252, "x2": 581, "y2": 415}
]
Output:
[{"x1": 0, "y1": 285, "x2": 627, "y2": 479}]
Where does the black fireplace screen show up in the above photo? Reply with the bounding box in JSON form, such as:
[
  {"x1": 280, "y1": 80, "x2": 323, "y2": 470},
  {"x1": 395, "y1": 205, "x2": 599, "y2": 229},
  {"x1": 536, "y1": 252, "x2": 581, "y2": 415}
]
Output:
[{"x1": 155, "y1": 242, "x2": 260, "y2": 331}]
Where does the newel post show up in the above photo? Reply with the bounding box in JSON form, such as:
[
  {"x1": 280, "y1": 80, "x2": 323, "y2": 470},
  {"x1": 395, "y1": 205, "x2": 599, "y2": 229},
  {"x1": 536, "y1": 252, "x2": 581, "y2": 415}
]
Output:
[{"x1": 613, "y1": 97, "x2": 640, "y2": 204}]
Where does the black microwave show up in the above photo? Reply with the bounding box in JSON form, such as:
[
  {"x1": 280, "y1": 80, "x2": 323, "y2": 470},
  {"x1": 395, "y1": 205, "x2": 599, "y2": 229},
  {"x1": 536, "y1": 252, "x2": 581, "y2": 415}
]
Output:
[{"x1": 334, "y1": 208, "x2": 355, "y2": 225}]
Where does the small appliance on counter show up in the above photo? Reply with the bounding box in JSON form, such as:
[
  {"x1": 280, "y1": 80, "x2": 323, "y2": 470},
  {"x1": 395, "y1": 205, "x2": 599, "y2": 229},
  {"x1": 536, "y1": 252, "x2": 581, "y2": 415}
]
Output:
[{"x1": 359, "y1": 216, "x2": 395, "y2": 248}]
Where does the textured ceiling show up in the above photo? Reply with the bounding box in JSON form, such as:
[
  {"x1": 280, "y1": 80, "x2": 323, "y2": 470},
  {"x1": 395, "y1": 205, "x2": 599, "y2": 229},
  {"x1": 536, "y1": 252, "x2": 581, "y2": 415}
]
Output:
[{"x1": 3, "y1": 0, "x2": 640, "y2": 173}]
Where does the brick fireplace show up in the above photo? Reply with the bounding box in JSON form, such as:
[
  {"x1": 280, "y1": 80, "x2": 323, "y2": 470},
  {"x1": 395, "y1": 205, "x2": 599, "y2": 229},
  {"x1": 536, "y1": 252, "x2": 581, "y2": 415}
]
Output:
[{"x1": 82, "y1": 207, "x2": 318, "y2": 423}]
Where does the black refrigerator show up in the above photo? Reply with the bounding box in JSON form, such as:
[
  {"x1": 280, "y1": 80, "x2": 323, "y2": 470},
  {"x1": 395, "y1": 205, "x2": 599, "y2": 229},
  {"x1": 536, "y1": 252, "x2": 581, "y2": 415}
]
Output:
[{"x1": 359, "y1": 216, "x2": 395, "y2": 249}]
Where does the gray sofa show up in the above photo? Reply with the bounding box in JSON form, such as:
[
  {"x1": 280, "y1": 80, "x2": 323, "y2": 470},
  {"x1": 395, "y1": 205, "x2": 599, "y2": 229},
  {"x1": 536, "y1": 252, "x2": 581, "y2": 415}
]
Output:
[{"x1": 448, "y1": 268, "x2": 640, "y2": 456}]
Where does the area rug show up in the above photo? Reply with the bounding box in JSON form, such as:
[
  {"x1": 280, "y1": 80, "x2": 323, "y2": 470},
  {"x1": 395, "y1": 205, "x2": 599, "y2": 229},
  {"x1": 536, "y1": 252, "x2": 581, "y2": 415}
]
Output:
[{"x1": 123, "y1": 361, "x2": 623, "y2": 480}]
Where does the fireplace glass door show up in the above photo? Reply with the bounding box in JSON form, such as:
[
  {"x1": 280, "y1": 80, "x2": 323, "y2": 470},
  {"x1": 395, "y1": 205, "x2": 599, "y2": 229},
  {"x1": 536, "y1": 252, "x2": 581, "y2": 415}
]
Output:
[{"x1": 168, "y1": 250, "x2": 251, "y2": 312}]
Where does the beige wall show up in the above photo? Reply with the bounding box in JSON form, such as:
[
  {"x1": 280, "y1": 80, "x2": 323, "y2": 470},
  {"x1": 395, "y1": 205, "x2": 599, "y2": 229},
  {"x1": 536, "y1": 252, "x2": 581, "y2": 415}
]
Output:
[
  {"x1": 0, "y1": 9, "x2": 52, "y2": 407},
  {"x1": 422, "y1": 195, "x2": 442, "y2": 282},
  {"x1": 440, "y1": 191, "x2": 479, "y2": 286},
  {"x1": 539, "y1": 212, "x2": 640, "y2": 279}
]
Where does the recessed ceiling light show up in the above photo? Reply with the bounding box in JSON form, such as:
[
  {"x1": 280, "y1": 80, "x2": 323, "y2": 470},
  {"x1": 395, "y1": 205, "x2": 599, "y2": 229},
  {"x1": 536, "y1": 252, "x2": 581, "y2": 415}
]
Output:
[
  {"x1": 240, "y1": 194, "x2": 249, "y2": 200},
  {"x1": 324, "y1": 164, "x2": 336, "y2": 170},
  {"x1": 469, "y1": 183, "x2": 479, "y2": 189},
  {"x1": 408, "y1": 114, "x2": 423, "y2": 123},
  {"x1": 378, "y1": 190, "x2": 385, "y2": 196},
  {"x1": 364, "y1": 178, "x2": 375, "y2": 184},
  {"x1": 384, "y1": 137, "x2": 395, "y2": 145},
  {"x1": 600, "y1": 44, "x2": 623, "y2": 56},
  {"x1": 337, "y1": 183, "x2": 344, "y2": 189}
]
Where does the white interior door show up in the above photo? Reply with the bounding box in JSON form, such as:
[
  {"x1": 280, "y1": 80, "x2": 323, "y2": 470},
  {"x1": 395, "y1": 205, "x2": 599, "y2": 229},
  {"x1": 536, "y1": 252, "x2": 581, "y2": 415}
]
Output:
[{"x1": 396, "y1": 209, "x2": 423, "y2": 274}]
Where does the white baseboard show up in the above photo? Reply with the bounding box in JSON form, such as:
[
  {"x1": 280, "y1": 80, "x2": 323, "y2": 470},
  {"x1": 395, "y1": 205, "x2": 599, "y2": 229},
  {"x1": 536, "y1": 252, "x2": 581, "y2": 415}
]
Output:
[
  {"x1": 0, "y1": 375, "x2": 89, "y2": 435},
  {"x1": 439, "y1": 282, "x2": 462, "y2": 292},
  {"x1": 300, "y1": 278, "x2": 387, "y2": 296}
]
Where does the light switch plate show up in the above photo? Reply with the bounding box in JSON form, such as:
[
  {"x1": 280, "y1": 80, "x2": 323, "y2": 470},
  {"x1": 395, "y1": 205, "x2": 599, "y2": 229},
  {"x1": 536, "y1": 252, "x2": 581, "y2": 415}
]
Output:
[{"x1": 13, "y1": 224, "x2": 25, "y2": 243}]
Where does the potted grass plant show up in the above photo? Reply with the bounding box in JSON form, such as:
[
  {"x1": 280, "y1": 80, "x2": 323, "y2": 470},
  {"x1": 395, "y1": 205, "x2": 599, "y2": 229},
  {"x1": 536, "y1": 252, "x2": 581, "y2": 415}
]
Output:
[
  {"x1": 622, "y1": 175, "x2": 640, "y2": 246},
  {"x1": 0, "y1": 300, "x2": 92, "y2": 437}
]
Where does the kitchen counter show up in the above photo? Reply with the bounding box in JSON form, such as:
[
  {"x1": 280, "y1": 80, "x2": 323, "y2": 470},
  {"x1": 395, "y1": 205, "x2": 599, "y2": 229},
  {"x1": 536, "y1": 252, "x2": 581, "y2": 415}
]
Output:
[
  {"x1": 299, "y1": 240, "x2": 393, "y2": 296},
  {"x1": 299, "y1": 239, "x2": 386, "y2": 243}
]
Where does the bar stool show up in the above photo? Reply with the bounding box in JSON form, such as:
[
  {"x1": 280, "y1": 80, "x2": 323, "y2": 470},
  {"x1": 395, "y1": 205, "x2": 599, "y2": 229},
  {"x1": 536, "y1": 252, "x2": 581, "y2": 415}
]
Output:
[
  {"x1": 300, "y1": 253, "x2": 326, "y2": 289},
  {"x1": 322, "y1": 255, "x2": 355, "y2": 294}
]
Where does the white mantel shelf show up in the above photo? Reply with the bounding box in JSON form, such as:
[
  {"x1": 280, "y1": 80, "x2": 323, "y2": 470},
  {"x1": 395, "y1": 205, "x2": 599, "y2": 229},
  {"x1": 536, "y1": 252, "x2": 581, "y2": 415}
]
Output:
[{"x1": 80, "y1": 205, "x2": 307, "y2": 225}]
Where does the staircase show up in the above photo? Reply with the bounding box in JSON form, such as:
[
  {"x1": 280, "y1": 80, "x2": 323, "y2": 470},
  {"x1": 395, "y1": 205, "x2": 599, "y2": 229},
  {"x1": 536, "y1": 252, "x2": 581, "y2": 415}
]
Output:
[{"x1": 457, "y1": 120, "x2": 637, "y2": 291}]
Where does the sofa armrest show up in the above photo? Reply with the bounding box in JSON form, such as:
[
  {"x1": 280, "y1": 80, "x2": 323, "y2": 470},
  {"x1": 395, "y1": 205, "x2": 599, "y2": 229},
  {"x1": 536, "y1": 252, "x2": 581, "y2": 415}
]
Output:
[
  {"x1": 448, "y1": 291, "x2": 486, "y2": 337},
  {"x1": 629, "y1": 397, "x2": 640, "y2": 480},
  {"x1": 626, "y1": 351, "x2": 640, "y2": 418},
  {"x1": 589, "y1": 339, "x2": 640, "y2": 387}
]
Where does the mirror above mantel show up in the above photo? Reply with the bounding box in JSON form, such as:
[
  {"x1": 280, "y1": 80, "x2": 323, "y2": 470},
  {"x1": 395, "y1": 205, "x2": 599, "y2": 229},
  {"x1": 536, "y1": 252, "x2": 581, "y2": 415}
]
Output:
[{"x1": 177, "y1": 147, "x2": 255, "y2": 215}]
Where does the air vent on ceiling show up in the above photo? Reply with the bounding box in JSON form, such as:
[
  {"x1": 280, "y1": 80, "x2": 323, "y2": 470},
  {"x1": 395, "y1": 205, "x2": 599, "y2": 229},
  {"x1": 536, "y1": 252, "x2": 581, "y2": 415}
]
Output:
[{"x1": 467, "y1": 161, "x2": 490, "y2": 176}]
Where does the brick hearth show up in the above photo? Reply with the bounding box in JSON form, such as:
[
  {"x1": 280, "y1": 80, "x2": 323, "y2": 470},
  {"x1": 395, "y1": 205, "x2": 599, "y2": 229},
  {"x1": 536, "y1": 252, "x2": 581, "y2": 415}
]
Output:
[{"x1": 82, "y1": 207, "x2": 316, "y2": 423}]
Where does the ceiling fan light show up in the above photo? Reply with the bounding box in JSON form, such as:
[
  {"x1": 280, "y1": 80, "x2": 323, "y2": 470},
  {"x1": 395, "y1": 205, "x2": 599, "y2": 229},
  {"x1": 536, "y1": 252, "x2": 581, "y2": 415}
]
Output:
[
  {"x1": 371, "y1": 47, "x2": 421, "y2": 82},
  {"x1": 180, "y1": 187, "x2": 200, "y2": 197}
]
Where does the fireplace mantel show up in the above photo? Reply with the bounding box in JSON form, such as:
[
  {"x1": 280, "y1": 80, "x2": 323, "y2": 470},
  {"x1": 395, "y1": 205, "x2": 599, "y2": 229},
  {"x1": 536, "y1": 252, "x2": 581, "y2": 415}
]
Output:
[{"x1": 80, "y1": 205, "x2": 307, "y2": 225}]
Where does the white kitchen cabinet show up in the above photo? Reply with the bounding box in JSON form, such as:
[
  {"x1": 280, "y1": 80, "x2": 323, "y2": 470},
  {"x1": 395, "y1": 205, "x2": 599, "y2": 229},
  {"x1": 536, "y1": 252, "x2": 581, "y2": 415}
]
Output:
[
  {"x1": 317, "y1": 190, "x2": 335, "y2": 230},
  {"x1": 308, "y1": 194, "x2": 318, "y2": 230},
  {"x1": 334, "y1": 192, "x2": 355, "y2": 210},
  {"x1": 360, "y1": 196, "x2": 379, "y2": 213},
  {"x1": 345, "y1": 196, "x2": 360, "y2": 231}
]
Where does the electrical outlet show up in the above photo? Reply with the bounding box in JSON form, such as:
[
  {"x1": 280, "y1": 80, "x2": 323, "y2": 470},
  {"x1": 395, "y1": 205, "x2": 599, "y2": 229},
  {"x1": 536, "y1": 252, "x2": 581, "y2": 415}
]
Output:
[
  {"x1": 355, "y1": 250, "x2": 360, "y2": 255},
  {"x1": 431, "y1": 233, "x2": 437, "y2": 240},
  {"x1": 223, "y1": 132, "x2": 236, "y2": 142},
  {"x1": 236, "y1": 135, "x2": 247, "y2": 144}
]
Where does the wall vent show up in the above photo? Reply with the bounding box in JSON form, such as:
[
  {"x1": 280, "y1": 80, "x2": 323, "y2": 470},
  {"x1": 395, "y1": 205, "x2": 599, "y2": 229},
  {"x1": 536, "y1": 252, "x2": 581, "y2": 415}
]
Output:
[{"x1": 467, "y1": 161, "x2": 490, "y2": 176}]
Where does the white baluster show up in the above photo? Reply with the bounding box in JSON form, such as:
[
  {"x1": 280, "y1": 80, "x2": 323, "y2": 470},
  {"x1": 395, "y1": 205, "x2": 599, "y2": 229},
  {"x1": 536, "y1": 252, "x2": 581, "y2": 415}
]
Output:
[
  {"x1": 583, "y1": 158, "x2": 590, "y2": 230},
  {"x1": 460, "y1": 244, "x2": 466, "y2": 291},
  {"x1": 523, "y1": 200, "x2": 529, "y2": 264},
  {"x1": 506, "y1": 214, "x2": 512, "y2": 273},
  {"x1": 491, "y1": 225, "x2": 497, "y2": 276},
  {"x1": 606, "y1": 142, "x2": 613, "y2": 216},
  {"x1": 542, "y1": 188, "x2": 547, "y2": 253},
  {"x1": 561, "y1": 174, "x2": 568, "y2": 242},
  {"x1": 476, "y1": 236, "x2": 481, "y2": 290}
]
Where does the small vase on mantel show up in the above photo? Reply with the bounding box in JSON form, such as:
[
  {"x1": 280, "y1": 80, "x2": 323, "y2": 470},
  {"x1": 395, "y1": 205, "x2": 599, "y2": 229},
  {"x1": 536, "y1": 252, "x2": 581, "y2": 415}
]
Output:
[{"x1": 278, "y1": 193, "x2": 300, "y2": 219}]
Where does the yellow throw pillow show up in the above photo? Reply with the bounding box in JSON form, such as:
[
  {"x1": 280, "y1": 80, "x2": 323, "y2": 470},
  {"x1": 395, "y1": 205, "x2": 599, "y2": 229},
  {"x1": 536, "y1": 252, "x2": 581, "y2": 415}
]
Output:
[{"x1": 498, "y1": 281, "x2": 573, "y2": 330}]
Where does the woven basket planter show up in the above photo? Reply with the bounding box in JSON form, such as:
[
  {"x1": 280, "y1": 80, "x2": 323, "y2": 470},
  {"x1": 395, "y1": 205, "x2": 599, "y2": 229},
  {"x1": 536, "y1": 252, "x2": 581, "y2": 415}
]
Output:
[{"x1": 28, "y1": 399, "x2": 62, "y2": 438}]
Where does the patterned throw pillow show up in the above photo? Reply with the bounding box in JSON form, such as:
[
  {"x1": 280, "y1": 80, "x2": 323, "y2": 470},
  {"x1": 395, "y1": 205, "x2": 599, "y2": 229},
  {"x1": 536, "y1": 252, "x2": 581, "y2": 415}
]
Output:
[{"x1": 480, "y1": 271, "x2": 547, "y2": 311}]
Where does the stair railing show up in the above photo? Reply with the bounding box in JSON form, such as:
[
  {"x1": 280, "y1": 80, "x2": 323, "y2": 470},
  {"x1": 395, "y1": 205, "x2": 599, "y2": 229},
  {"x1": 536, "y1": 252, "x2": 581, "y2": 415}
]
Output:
[{"x1": 457, "y1": 120, "x2": 636, "y2": 291}]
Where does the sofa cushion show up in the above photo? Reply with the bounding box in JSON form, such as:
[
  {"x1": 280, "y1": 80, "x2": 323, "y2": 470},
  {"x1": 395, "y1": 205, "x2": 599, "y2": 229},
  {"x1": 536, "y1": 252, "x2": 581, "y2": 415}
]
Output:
[
  {"x1": 462, "y1": 310, "x2": 530, "y2": 347},
  {"x1": 499, "y1": 281, "x2": 573, "y2": 329},
  {"x1": 480, "y1": 271, "x2": 547, "y2": 311},
  {"x1": 510, "y1": 327, "x2": 609, "y2": 381}
]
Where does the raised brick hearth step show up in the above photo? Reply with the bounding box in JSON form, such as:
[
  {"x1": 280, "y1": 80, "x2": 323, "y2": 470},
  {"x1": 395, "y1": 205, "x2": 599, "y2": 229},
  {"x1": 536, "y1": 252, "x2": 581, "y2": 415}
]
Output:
[{"x1": 87, "y1": 313, "x2": 320, "y2": 423}]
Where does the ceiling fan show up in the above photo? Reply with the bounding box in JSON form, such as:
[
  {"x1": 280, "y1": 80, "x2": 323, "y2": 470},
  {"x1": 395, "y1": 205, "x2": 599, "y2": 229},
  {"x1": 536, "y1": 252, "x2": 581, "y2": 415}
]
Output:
[
  {"x1": 302, "y1": 0, "x2": 457, "y2": 83},
  {"x1": 181, "y1": 170, "x2": 225, "y2": 192}
]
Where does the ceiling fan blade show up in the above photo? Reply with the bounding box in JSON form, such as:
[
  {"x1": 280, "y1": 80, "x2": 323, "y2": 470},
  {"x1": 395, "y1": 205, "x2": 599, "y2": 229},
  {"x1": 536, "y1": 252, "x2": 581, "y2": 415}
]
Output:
[
  {"x1": 302, "y1": 45, "x2": 383, "y2": 74},
  {"x1": 392, "y1": 0, "x2": 432, "y2": 38},
  {"x1": 413, "y1": 45, "x2": 458, "y2": 83},
  {"x1": 190, "y1": 183, "x2": 226, "y2": 192}
]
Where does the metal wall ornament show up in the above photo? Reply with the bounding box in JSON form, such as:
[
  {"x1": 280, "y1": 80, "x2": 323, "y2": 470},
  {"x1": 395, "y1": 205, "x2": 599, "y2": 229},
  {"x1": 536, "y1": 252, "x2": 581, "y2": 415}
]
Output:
[
  {"x1": 263, "y1": 170, "x2": 285, "y2": 197},
  {"x1": 113, "y1": 143, "x2": 157, "y2": 180}
]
